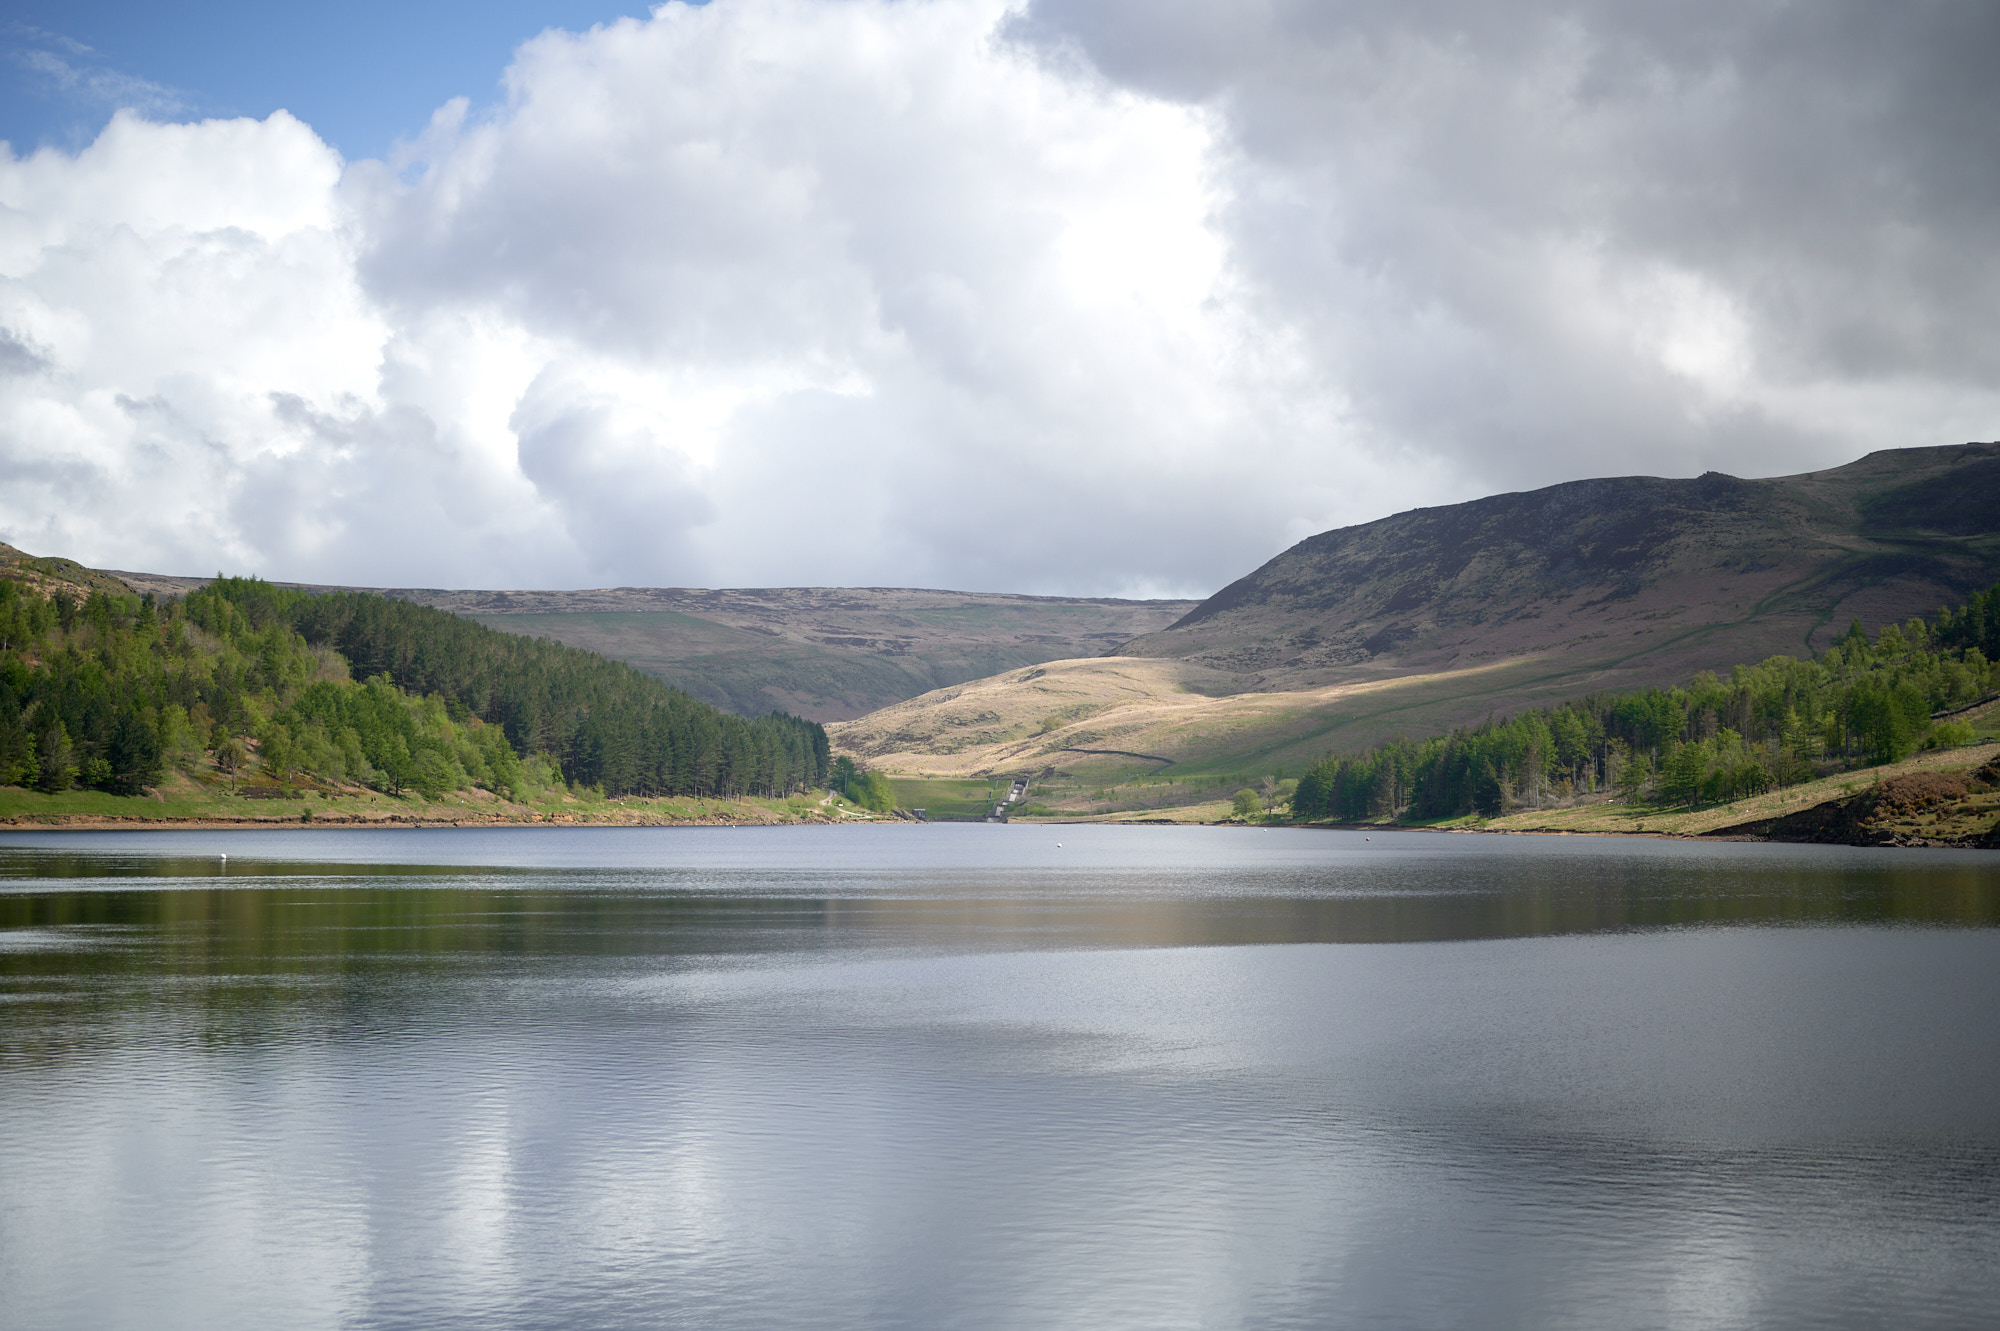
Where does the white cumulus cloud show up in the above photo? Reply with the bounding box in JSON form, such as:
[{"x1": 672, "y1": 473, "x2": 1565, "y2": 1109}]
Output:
[{"x1": 0, "y1": 0, "x2": 1993, "y2": 593}]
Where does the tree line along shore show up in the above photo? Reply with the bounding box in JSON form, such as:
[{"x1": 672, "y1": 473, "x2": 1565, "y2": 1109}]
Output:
[
  {"x1": 2, "y1": 555, "x2": 1998, "y2": 845},
  {"x1": 925, "y1": 584, "x2": 2000, "y2": 844},
  {"x1": 0, "y1": 574, "x2": 839, "y2": 822},
  {"x1": 1287, "y1": 588, "x2": 1999, "y2": 822}
]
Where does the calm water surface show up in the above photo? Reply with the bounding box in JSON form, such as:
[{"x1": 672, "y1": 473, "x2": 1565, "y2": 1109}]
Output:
[{"x1": 2, "y1": 825, "x2": 1998, "y2": 1329}]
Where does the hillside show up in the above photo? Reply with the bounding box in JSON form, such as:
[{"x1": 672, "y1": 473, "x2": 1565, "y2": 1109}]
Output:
[
  {"x1": 109, "y1": 575, "x2": 1195, "y2": 723},
  {"x1": 0, "y1": 562, "x2": 830, "y2": 816},
  {"x1": 1124, "y1": 442, "x2": 2000, "y2": 686},
  {"x1": 834, "y1": 444, "x2": 2000, "y2": 780},
  {"x1": 0, "y1": 541, "x2": 134, "y2": 598},
  {"x1": 1392, "y1": 733, "x2": 2000, "y2": 847},
  {"x1": 830, "y1": 654, "x2": 1530, "y2": 779}
]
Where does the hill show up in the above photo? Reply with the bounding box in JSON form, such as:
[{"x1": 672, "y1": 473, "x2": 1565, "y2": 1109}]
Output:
[
  {"x1": 0, "y1": 565, "x2": 831, "y2": 815},
  {"x1": 833, "y1": 444, "x2": 2000, "y2": 780},
  {"x1": 1286, "y1": 594, "x2": 2000, "y2": 825},
  {"x1": 1123, "y1": 442, "x2": 2000, "y2": 685},
  {"x1": 108, "y1": 575, "x2": 1195, "y2": 723},
  {"x1": 0, "y1": 541, "x2": 134, "y2": 598}
]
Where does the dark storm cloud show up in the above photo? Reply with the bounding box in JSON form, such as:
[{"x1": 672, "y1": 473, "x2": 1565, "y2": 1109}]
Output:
[{"x1": 1015, "y1": 0, "x2": 2000, "y2": 494}]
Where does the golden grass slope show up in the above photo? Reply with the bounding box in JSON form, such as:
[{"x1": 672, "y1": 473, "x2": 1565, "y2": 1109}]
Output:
[{"x1": 829, "y1": 653, "x2": 1540, "y2": 778}]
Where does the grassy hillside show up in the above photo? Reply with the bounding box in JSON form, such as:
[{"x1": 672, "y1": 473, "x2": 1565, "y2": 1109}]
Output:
[
  {"x1": 1000, "y1": 739, "x2": 2000, "y2": 834},
  {"x1": 1124, "y1": 443, "x2": 2000, "y2": 691},
  {"x1": 1285, "y1": 586, "x2": 2000, "y2": 825},
  {"x1": 461, "y1": 610, "x2": 915, "y2": 719},
  {"x1": 1458, "y1": 739, "x2": 2000, "y2": 841},
  {"x1": 836, "y1": 444, "x2": 2000, "y2": 784},
  {"x1": 0, "y1": 542, "x2": 133, "y2": 598},
  {"x1": 829, "y1": 653, "x2": 1556, "y2": 785},
  {"x1": 883, "y1": 776, "x2": 1015, "y2": 822},
  {"x1": 887, "y1": 613, "x2": 2000, "y2": 831}
]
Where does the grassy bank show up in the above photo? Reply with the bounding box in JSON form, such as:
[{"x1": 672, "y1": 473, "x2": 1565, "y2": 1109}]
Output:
[
  {"x1": 0, "y1": 768, "x2": 895, "y2": 829},
  {"x1": 1357, "y1": 740, "x2": 2000, "y2": 839}
]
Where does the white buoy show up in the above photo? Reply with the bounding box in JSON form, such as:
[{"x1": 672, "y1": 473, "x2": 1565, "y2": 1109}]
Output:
[{"x1": 1056, "y1": 842, "x2": 1062, "y2": 848}]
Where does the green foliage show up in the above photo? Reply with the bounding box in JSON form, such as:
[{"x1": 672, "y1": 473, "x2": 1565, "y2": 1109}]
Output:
[
  {"x1": 1232, "y1": 788, "x2": 1263, "y2": 818},
  {"x1": 1927, "y1": 719, "x2": 1977, "y2": 750},
  {"x1": 0, "y1": 579, "x2": 188, "y2": 796},
  {"x1": 205, "y1": 579, "x2": 829, "y2": 799},
  {"x1": 859, "y1": 770, "x2": 895, "y2": 812},
  {"x1": 34, "y1": 719, "x2": 73, "y2": 793},
  {"x1": 215, "y1": 738, "x2": 248, "y2": 785},
  {"x1": 0, "y1": 572, "x2": 832, "y2": 803},
  {"x1": 409, "y1": 749, "x2": 461, "y2": 801},
  {"x1": 830, "y1": 756, "x2": 895, "y2": 812},
  {"x1": 1291, "y1": 582, "x2": 2000, "y2": 822}
]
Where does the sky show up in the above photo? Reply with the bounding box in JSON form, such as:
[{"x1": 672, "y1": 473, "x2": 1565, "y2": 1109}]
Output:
[{"x1": 2, "y1": 1, "x2": 1996, "y2": 596}]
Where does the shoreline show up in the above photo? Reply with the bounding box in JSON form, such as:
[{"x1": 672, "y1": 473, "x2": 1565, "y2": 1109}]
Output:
[
  {"x1": 0, "y1": 807, "x2": 906, "y2": 832},
  {"x1": 0, "y1": 818, "x2": 1990, "y2": 848},
  {"x1": 4, "y1": 806, "x2": 1991, "y2": 847},
  {"x1": 0, "y1": 815, "x2": 815, "y2": 831},
  {"x1": 1009, "y1": 817, "x2": 1994, "y2": 846}
]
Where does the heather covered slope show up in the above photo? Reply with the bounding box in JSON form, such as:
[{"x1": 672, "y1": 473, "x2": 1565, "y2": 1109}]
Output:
[
  {"x1": 838, "y1": 444, "x2": 2000, "y2": 780},
  {"x1": 436, "y1": 588, "x2": 1193, "y2": 722},
  {"x1": 109, "y1": 577, "x2": 1195, "y2": 723},
  {"x1": 1120, "y1": 442, "x2": 2000, "y2": 693}
]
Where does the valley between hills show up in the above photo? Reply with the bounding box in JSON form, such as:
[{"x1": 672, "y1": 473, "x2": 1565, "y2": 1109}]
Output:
[
  {"x1": 105, "y1": 577, "x2": 1195, "y2": 724},
  {"x1": 18, "y1": 440, "x2": 2000, "y2": 828}
]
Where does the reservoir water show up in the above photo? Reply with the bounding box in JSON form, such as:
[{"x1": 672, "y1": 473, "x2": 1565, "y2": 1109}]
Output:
[{"x1": 2, "y1": 824, "x2": 1997, "y2": 1329}]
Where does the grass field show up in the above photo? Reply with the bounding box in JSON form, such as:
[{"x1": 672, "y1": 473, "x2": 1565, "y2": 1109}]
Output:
[{"x1": 885, "y1": 778, "x2": 1012, "y2": 821}]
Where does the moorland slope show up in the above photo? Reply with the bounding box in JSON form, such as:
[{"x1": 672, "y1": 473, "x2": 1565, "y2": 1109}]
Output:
[
  {"x1": 110, "y1": 575, "x2": 1194, "y2": 723},
  {"x1": 834, "y1": 444, "x2": 2000, "y2": 779},
  {"x1": 1125, "y1": 442, "x2": 2000, "y2": 685}
]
